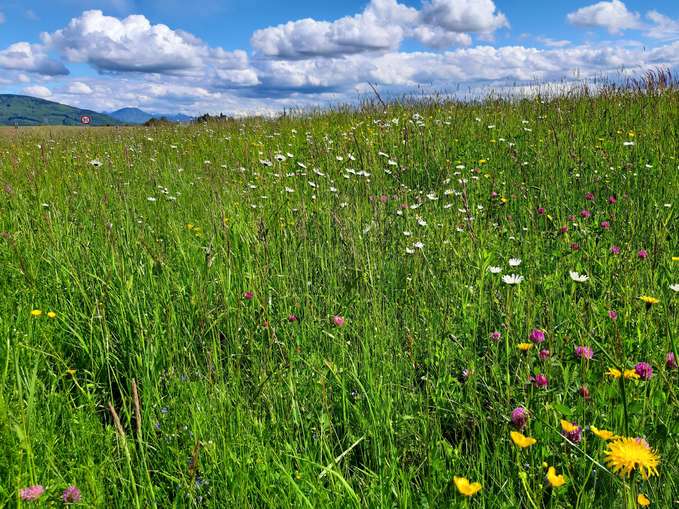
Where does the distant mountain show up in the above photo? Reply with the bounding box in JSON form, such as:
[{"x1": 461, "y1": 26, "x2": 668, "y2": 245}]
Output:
[
  {"x1": 109, "y1": 107, "x2": 193, "y2": 124},
  {"x1": 0, "y1": 94, "x2": 123, "y2": 126}
]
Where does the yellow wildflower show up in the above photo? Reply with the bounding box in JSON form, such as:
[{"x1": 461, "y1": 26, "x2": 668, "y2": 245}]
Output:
[
  {"x1": 453, "y1": 476, "x2": 482, "y2": 497},
  {"x1": 510, "y1": 431, "x2": 536, "y2": 448},
  {"x1": 590, "y1": 426, "x2": 616, "y2": 440},
  {"x1": 546, "y1": 466, "x2": 566, "y2": 488}
]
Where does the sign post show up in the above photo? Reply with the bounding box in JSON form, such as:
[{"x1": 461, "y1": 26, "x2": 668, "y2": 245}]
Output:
[{"x1": 80, "y1": 115, "x2": 91, "y2": 126}]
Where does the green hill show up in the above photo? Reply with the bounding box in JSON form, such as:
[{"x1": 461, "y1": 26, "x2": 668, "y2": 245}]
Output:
[{"x1": 0, "y1": 94, "x2": 123, "y2": 126}]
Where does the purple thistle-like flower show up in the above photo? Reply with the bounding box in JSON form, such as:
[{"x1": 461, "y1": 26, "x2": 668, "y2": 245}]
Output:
[
  {"x1": 579, "y1": 385, "x2": 591, "y2": 400},
  {"x1": 608, "y1": 310, "x2": 618, "y2": 320},
  {"x1": 667, "y1": 352, "x2": 677, "y2": 369},
  {"x1": 575, "y1": 345, "x2": 594, "y2": 360},
  {"x1": 637, "y1": 249, "x2": 648, "y2": 259},
  {"x1": 490, "y1": 331, "x2": 502, "y2": 342},
  {"x1": 511, "y1": 407, "x2": 528, "y2": 429},
  {"x1": 571, "y1": 242, "x2": 580, "y2": 251},
  {"x1": 287, "y1": 314, "x2": 298, "y2": 322},
  {"x1": 243, "y1": 291, "x2": 254, "y2": 300},
  {"x1": 608, "y1": 195, "x2": 617, "y2": 204},
  {"x1": 600, "y1": 220, "x2": 610, "y2": 230},
  {"x1": 584, "y1": 192, "x2": 594, "y2": 201},
  {"x1": 539, "y1": 349, "x2": 550, "y2": 360},
  {"x1": 529, "y1": 329, "x2": 545, "y2": 344},
  {"x1": 559, "y1": 225, "x2": 569, "y2": 234},
  {"x1": 537, "y1": 207, "x2": 546, "y2": 215},
  {"x1": 332, "y1": 315, "x2": 346, "y2": 327},
  {"x1": 63, "y1": 485, "x2": 81, "y2": 503},
  {"x1": 610, "y1": 245, "x2": 621, "y2": 255},
  {"x1": 635, "y1": 362, "x2": 653, "y2": 380},
  {"x1": 564, "y1": 425, "x2": 583, "y2": 444},
  {"x1": 19, "y1": 485, "x2": 45, "y2": 501},
  {"x1": 534, "y1": 374, "x2": 548, "y2": 388},
  {"x1": 580, "y1": 209, "x2": 591, "y2": 219}
]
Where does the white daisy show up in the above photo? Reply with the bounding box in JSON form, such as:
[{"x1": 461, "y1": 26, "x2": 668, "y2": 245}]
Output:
[
  {"x1": 502, "y1": 274, "x2": 524, "y2": 285},
  {"x1": 509, "y1": 258, "x2": 522, "y2": 267},
  {"x1": 569, "y1": 271, "x2": 589, "y2": 282},
  {"x1": 488, "y1": 266, "x2": 502, "y2": 274},
  {"x1": 670, "y1": 284, "x2": 679, "y2": 292}
]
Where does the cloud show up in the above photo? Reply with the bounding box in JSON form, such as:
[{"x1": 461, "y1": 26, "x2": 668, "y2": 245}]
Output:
[
  {"x1": 536, "y1": 37, "x2": 571, "y2": 48},
  {"x1": 23, "y1": 85, "x2": 53, "y2": 98},
  {"x1": 646, "y1": 11, "x2": 679, "y2": 40},
  {"x1": 567, "y1": 0, "x2": 642, "y2": 34},
  {"x1": 42, "y1": 10, "x2": 206, "y2": 73},
  {"x1": 420, "y1": 0, "x2": 508, "y2": 33},
  {"x1": 251, "y1": 0, "x2": 507, "y2": 59},
  {"x1": 0, "y1": 42, "x2": 69, "y2": 75},
  {"x1": 67, "y1": 81, "x2": 94, "y2": 94}
]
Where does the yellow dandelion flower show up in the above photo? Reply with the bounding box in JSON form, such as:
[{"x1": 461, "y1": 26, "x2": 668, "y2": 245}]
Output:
[
  {"x1": 606, "y1": 367, "x2": 621, "y2": 379},
  {"x1": 604, "y1": 437, "x2": 660, "y2": 479},
  {"x1": 672, "y1": 256, "x2": 679, "y2": 262},
  {"x1": 624, "y1": 369, "x2": 640, "y2": 380},
  {"x1": 639, "y1": 296, "x2": 660, "y2": 305},
  {"x1": 47, "y1": 311, "x2": 57, "y2": 319},
  {"x1": 560, "y1": 420, "x2": 579, "y2": 433},
  {"x1": 453, "y1": 476, "x2": 482, "y2": 497},
  {"x1": 546, "y1": 466, "x2": 566, "y2": 488},
  {"x1": 31, "y1": 309, "x2": 42, "y2": 317},
  {"x1": 518, "y1": 342, "x2": 533, "y2": 351},
  {"x1": 637, "y1": 494, "x2": 651, "y2": 507},
  {"x1": 500, "y1": 197, "x2": 509, "y2": 204},
  {"x1": 510, "y1": 431, "x2": 537, "y2": 448},
  {"x1": 479, "y1": 159, "x2": 487, "y2": 165},
  {"x1": 590, "y1": 426, "x2": 616, "y2": 440}
]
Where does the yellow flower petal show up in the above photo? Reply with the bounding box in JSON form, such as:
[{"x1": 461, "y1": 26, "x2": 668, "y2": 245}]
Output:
[
  {"x1": 518, "y1": 342, "x2": 533, "y2": 351},
  {"x1": 637, "y1": 494, "x2": 651, "y2": 506},
  {"x1": 590, "y1": 426, "x2": 616, "y2": 440},
  {"x1": 510, "y1": 431, "x2": 537, "y2": 448},
  {"x1": 47, "y1": 311, "x2": 57, "y2": 319},
  {"x1": 606, "y1": 368, "x2": 621, "y2": 379},
  {"x1": 546, "y1": 466, "x2": 566, "y2": 488},
  {"x1": 560, "y1": 420, "x2": 578, "y2": 433},
  {"x1": 31, "y1": 309, "x2": 42, "y2": 317},
  {"x1": 454, "y1": 476, "x2": 482, "y2": 496}
]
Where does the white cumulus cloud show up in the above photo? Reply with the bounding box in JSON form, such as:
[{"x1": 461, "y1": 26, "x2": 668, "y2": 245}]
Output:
[
  {"x1": 567, "y1": 0, "x2": 642, "y2": 34},
  {"x1": 0, "y1": 42, "x2": 69, "y2": 75}
]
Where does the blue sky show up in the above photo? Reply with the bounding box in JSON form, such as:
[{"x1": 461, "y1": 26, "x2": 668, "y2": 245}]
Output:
[{"x1": 1, "y1": 0, "x2": 678, "y2": 115}]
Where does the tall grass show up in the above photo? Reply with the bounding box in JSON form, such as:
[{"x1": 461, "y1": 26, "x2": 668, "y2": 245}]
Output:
[{"x1": 0, "y1": 85, "x2": 677, "y2": 507}]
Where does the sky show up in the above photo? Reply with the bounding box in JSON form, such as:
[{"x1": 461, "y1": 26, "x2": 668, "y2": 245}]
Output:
[{"x1": 0, "y1": 0, "x2": 678, "y2": 115}]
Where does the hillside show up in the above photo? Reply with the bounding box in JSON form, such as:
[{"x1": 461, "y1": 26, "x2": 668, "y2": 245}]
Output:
[
  {"x1": 109, "y1": 107, "x2": 193, "y2": 124},
  {"x1": 0, "y1": 95, "x2": 123, "y2": 126}
]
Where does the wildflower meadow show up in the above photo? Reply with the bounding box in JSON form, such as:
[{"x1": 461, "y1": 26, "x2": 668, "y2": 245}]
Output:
[{"x1": 0, "y1": 85, "x2": 678, "y2": 507}]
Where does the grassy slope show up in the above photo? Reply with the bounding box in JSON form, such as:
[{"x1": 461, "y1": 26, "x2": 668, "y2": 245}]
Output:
[
  {"x1": 0, "y1": 90, "x2": 677, "y2": 508},
  {"x1": 0, "y1": 94, "x2": 123, "y2": 126}
]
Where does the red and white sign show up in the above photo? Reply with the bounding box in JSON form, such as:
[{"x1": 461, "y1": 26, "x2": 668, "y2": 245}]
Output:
[{"x1": 80, "y1": 115, "x2": 91, "y2": 125}]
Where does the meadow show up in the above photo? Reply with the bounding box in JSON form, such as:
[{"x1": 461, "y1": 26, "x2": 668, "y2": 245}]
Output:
[{"x1": 0, "y1": 85, "x2": 677, "y2": 508}]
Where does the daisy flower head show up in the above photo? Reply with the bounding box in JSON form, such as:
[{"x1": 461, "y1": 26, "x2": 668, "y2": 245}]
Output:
[
  {"x1": 488, "y1": 266, "x2": 502, "y2": 274},
  {"x1": 453, "y1": 476, "x2": 482, "y2": 497},
  {"x1": 508, "y1": 258, "x2": 522, "y2": 267},
  {"x1": 502, "y1": 274, "x2": 524, "y2": 285},
  {"x1": 605, "y1": 437, "x2": 660, "y2": 479},
  {"x1": 670, "y1": 283, "x2": 679, "y2": 292},
  {"x1": 569, "y1": 271, "x2": 589, "y2": 282}
]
